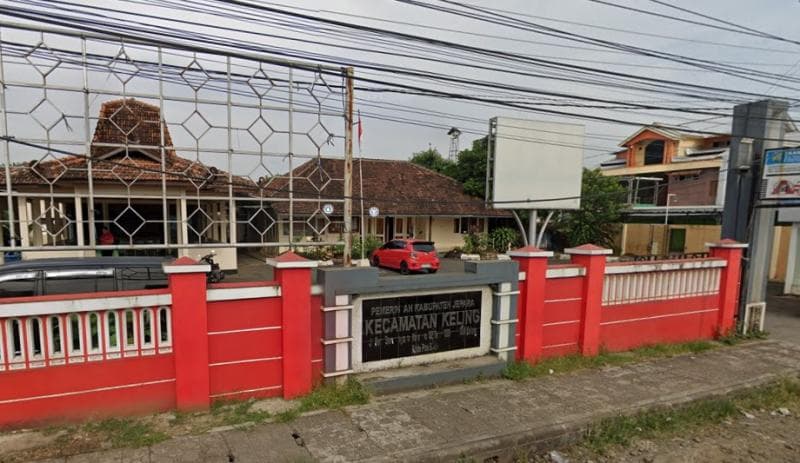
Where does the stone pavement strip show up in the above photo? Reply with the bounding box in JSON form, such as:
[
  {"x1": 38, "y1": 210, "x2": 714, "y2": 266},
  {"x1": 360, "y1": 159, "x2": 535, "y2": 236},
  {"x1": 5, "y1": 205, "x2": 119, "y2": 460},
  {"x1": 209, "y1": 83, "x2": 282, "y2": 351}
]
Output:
[{"x1": 48, "y1": 340, "x2": 800, "y2": 463}]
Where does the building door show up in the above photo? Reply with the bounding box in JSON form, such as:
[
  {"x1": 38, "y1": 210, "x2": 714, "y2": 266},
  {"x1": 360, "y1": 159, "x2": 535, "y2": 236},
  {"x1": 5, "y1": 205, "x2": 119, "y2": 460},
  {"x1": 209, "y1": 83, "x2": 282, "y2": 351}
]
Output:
[
  {"x1": 668, "y1": 228, "x2": 686, "y2": 254},
  {"x1": 373, "y1": 218, "x2": 385, "y2": 241},
  {"x1": 385, "y1": 217, "x2": 395, "y2": 241},
  {"x1": 395, "y1": 217, "x2": 405, "y2": 239}
]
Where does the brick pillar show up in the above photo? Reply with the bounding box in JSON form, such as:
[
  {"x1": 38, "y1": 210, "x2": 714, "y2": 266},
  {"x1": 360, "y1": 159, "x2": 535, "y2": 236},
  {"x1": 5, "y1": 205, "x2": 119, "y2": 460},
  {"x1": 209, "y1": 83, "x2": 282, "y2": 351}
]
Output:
[
  {"x1": 267, "y1": 251, "x2": 317, "y2": 399},
  {"x1": 565, "y1": 244, "x2": 612, "y2": 357},
  {"x1": 509, "y1": 246, "x2": 552, "y2": 362},
  {"x1": 163, "y1": 257, "x2": 211, "y2": 411},
  {"x1": 708, "y1": 239, "x2": 747, "y2": 335}
]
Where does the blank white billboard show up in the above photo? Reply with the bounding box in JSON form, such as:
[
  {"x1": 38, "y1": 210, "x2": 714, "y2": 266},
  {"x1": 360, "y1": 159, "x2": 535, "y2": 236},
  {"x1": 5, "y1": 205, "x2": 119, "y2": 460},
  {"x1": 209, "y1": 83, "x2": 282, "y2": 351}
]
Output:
[{"x1": 487, "y1": 117, "x2": 584, "y2": 210}]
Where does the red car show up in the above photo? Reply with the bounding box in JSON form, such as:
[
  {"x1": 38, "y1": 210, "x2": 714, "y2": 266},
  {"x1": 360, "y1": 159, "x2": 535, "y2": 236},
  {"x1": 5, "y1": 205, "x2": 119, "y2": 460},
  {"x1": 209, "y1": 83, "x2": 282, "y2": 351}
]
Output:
[{"x1": 370, "y1": 239, "x2": 440, "y2": 274}]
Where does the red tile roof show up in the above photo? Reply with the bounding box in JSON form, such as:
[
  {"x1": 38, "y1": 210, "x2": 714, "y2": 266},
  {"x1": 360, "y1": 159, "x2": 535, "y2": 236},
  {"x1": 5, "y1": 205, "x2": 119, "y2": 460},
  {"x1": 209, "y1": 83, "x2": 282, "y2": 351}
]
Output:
[
  {"x1": 4, "y1": 98, "x2": 253, "y2": 192},
  {"x1": 267, "y1": 157, "x2": 509, "y2": 217}
]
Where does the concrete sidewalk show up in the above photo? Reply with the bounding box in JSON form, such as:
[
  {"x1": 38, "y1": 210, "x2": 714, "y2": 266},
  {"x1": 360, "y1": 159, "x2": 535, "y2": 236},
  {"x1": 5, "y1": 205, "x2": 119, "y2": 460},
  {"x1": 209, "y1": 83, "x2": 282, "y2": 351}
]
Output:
[{"x1": 44, "y1": 340, "x2": 800, "y2": 463}]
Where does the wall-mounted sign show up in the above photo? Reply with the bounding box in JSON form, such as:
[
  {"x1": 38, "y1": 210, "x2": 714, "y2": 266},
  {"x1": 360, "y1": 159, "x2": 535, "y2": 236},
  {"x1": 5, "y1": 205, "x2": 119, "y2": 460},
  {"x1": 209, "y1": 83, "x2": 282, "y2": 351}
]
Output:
[
  {"x1": 368, "y1": 206, "x2": 379, "y2": 218},
  {"x1": 763, "y1": 147, "x2": 800, "y2": 201},
  {"x1": 361, "y1": 291, "x2": 482, "y2": 362}
]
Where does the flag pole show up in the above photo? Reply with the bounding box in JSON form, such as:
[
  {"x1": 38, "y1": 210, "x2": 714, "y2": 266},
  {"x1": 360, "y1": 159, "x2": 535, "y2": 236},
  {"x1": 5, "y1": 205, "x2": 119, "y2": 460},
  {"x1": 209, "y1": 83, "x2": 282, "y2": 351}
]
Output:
[{"x1": 358, "y1": 110, "x2": 366, "y2": 262}]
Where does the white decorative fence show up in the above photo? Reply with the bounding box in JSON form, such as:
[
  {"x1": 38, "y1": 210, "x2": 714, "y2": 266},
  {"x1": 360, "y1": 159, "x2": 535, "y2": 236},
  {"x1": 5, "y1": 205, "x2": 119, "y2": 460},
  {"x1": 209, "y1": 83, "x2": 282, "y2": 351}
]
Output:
[
  {"x1": 0, "y1": 293, "x2": 172, "y2": 371},
  {"x1": 602, "y1": 259, "x2": 725, "y2": 306}
]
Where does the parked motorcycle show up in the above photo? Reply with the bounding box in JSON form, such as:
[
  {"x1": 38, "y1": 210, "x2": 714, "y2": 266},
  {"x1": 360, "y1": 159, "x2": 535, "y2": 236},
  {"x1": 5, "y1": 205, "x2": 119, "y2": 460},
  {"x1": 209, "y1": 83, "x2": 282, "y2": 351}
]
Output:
[{"x1": 200, "y1": 252, "x2": 225, "y2": 283}]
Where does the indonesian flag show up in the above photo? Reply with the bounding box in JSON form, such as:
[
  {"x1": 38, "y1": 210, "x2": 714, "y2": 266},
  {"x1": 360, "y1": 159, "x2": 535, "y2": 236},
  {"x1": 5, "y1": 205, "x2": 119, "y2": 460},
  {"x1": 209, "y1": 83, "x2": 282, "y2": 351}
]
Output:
[{"x1": 357, "y1": 110, "x2": 363, "y2": 151}]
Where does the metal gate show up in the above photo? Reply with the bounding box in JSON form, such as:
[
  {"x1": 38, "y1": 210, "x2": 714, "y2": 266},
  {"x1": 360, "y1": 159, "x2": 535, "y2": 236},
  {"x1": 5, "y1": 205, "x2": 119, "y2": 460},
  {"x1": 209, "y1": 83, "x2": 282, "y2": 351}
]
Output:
[{"x1": 0, "y1": 22, "x2": 350, "y2": 267}]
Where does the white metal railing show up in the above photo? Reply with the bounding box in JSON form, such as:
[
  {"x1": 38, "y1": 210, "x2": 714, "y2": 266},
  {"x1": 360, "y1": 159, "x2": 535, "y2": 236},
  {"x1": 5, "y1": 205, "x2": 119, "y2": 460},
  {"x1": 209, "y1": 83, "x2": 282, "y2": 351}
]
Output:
[
  {"x1": 602, "y1": 260, "x2": 724, "y2": 306},
  {"x1": 0, "y1": 297, "x2": 172, "y2": 372}
]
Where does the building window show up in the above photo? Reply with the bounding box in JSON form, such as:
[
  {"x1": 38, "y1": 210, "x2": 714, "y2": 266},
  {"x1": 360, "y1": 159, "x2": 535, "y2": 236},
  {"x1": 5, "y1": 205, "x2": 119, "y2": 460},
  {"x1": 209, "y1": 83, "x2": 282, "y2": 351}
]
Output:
[
  {"x1": 454, "y1": 218, "x2": 485, "y2": 234},
  {"x1": 673, "y1": 173, "x2": 700, "y2": 182},
  {"x1": 709, "y1": 180, "x2": 719, "y2": 198},
  {"x1": 644, "y1": 140, "x2": 665, "y2": 165}
]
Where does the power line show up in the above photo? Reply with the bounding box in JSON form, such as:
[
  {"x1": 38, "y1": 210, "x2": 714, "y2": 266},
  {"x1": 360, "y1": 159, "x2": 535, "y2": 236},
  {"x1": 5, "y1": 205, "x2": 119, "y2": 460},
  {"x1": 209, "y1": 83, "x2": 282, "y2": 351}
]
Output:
[
  {"x1": 396, "y1": 0, "x2": 800, "y2": 93},
  {"x1": 22, "y1": 0, "x2": 793, "y2": 108},
  {"x1": 1, "y1": 4, "x2": 796, "y2": 141},
  {"x1": 588, "y1": 0, "x2": 800, "y2": 46},
  {"x1": 644, "y1": 0, "x2": 800, "y2": 46},
  {"x1": 458, "y1": 1, "x2": 798, "y2": 55},
  {"x1": 10, "y1": 0, "x2": 800, "y2": 121}
]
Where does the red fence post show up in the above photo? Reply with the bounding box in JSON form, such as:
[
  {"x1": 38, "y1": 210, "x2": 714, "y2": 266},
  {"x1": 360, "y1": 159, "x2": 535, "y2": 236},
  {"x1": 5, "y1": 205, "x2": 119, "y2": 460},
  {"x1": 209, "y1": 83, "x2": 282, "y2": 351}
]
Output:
[
  {"x1": 565, "y1": 244, "x2": 612, "y2": 357},
  {"x1": 267, "y1": 252, "x2": 317, "y2": 399},
  {"x1": 708, "y1": 239, "x2": 747, "y2": 335},
  {"x1": 163, "y1": 257, "x2": 211, "y2": 411},
  {"x1": 509, "y1": 246, "x2": 553, "y2": 362}
]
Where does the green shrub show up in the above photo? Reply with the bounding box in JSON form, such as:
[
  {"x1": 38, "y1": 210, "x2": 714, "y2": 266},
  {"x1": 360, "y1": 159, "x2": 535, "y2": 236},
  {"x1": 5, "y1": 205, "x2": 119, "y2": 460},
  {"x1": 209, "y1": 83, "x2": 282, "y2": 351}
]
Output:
[
  {"x1": 489, "y1": 227, "x2": 521, "y2": 252},
  {"x1": 463, "y1": 232, "x2": 489, "y2": 254},
  {"x1": 352, "y1": 235, "x2": 382, "y2": 259},
  {"x1": 295, "y1": 246, "x2": 333, "y2": 261}
]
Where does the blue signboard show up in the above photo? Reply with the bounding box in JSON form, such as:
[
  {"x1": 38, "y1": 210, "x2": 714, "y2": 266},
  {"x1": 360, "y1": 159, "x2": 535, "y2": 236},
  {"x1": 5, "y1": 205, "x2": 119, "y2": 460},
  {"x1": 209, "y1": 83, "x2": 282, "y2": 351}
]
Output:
[{"x1": 763, "y1": 147, "x2": 800, "y2": 200}]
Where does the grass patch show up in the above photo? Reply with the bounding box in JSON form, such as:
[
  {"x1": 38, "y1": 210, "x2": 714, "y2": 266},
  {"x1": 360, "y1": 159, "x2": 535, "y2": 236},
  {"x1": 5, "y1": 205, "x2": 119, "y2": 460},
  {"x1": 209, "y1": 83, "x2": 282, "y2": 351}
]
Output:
[
  {"x1": 584, "y1": 398, "x2": 736, "y2": 452},
  {"x1": 211, "y1": 399, "x2": 270, "y2": 427},
  {"x1": 83, "y1": 418, "x2": 169, "y2": 448},
  {"x1": 582, "y1": 378, "x2": 800, "y2": 454},
  {"x1": 503, "y1": 340, "x2": 716, "y2": 381},
  {"x1": 717, "y1": 330, "x2": 769, "y2": 346},
  {"x1": 734, "y1": 377, "x2": 800, "y2": 411},
  {"x1": 276, "y1": 378, "x2": 369, "y2": 423}
]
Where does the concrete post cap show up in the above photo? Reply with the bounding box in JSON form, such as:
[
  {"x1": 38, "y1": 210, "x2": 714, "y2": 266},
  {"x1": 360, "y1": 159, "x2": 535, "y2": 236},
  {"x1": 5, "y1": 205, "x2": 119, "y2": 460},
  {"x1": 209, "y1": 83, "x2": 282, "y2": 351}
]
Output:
[
  {"x1": 266, "y1": 251, "x2": 319, "y2": 269},
  {"x1": 564, "y1": 244, "x2": 613, "y2": 256},
  {"x1": 706, "y1": 239, "x2": 748, "y2": 249},
  {"x1": 507, "y1": 246, "x2": 554, "y2": 258},
  {"x1": 162, "y1": 256, "x2": 212, "y2": 274}
]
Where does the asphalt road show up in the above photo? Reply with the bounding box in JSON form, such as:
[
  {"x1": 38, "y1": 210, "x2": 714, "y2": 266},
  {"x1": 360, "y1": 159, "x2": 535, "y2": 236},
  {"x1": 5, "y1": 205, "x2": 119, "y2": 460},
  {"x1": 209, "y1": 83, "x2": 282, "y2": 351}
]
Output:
[{"x1": 765, "y1": 282, "x2": 800, "y2": 345}]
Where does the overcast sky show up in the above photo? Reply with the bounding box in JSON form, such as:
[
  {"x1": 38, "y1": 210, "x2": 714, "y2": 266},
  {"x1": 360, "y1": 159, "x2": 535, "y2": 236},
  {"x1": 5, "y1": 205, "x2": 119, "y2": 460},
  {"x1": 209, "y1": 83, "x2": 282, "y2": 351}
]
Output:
[{"x1": 2, "y1": 0, "x2": 799, "y2": 171}]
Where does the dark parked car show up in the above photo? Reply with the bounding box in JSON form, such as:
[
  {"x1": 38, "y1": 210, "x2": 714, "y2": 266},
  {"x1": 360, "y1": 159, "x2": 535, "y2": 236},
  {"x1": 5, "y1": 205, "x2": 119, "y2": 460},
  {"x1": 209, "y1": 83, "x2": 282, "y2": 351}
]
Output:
[
  {"x1": 370, "y1": 239, "x2": 440, "y2": 274},
  {"x1": 0, "y1": 257, "x2": 170, "y2": 298}
]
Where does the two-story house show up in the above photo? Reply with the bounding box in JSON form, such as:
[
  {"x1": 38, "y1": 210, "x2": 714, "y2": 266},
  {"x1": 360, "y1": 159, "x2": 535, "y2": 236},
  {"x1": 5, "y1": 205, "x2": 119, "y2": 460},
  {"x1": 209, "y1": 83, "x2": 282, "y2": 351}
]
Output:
[{"x1": 600, "y1": 124, "x2": 731, "y2": 257}]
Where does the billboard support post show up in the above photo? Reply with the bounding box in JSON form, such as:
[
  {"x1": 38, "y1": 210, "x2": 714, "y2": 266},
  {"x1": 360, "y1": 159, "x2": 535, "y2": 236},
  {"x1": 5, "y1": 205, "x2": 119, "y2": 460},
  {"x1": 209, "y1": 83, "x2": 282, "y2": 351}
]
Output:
[
  {"x1": 486, "y1": 117, "x2": 584, "y2": 250},
  {"x1": 511, "y1": 211, "x2": 529, "y2": 247},
  {"x1": 528, "y1": 210, "x2": 537, "y2": 249}
]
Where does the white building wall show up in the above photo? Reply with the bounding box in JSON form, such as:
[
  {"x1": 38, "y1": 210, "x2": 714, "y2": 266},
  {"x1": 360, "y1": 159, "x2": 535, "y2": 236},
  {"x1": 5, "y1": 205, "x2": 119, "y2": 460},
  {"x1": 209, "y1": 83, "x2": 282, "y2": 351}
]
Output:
[{"x1": 430, "y1": 217, "x2": 465, "y2": 251}]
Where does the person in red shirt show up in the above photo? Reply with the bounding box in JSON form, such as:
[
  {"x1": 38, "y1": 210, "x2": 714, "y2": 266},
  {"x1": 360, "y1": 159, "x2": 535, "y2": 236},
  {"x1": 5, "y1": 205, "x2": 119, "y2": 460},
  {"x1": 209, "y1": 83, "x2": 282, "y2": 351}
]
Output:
[{"x1": 99, "y1": 227, "x2": 114, "y2": 256}]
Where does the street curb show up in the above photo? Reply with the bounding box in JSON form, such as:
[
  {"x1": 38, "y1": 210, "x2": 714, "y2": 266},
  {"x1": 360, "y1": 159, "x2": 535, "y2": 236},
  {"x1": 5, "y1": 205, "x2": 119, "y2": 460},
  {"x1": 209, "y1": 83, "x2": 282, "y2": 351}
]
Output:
[{"x1": 379, "y1": 366, "x2": 800, "y2": 462}]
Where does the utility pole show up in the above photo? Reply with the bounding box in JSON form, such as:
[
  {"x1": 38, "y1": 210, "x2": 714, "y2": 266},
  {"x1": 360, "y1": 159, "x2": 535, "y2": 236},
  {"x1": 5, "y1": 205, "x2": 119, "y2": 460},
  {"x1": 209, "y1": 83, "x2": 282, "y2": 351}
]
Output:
[
  {"x1": 721, "y1": 99, "x2": 792, "y2": 320},
  {"x1": 664, "y1": 193, "x2": 676, "y2": 256},
  {"x1": 664, "y1": 193, "x2": 676, "y2": 225},
  {"x1": 343, "y1": 67, "x2": 354, "y2": 266}
]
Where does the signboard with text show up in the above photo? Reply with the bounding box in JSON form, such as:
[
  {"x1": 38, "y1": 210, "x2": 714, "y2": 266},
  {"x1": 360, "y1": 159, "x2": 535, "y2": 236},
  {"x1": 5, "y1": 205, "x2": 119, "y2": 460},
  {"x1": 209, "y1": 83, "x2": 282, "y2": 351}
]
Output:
[
  {"x1": 361, "y1": 291, "x2": 482, "y2": 363},
  {"x1": 763, "y1": 147, "x2": 800, "y2": 201}
]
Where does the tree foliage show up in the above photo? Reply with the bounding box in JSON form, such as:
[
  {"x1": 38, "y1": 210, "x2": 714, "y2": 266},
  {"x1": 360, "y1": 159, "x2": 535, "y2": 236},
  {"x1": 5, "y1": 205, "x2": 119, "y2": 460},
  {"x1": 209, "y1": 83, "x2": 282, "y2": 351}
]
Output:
[
  {"x1": 451, "y1": 137, "x2": 488, "y2": 198},
  {"x1": 551, "y1": 168, "x2": 627, "y2": 249},
  {"x1": 409, "y1": 137, "x2": 488, "y2": 198},
  {"x1": 409, "y1": 147, "x2": 454, "y2": 176}
]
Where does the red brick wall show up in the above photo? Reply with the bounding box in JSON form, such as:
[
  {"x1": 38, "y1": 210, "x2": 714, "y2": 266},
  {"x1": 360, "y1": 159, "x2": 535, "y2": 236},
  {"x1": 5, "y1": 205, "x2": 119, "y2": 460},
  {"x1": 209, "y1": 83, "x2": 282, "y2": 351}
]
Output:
[{"x1": 667, "y1": 169, "x2": 719, "y2": 206}]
